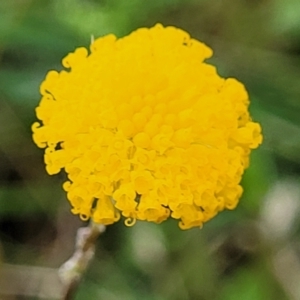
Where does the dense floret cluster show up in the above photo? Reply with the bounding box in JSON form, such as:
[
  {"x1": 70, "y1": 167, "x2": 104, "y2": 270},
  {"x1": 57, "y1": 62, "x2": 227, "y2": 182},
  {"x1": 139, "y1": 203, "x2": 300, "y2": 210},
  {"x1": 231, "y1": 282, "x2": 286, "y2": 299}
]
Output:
[{"x1": 32, "y1": 24, "x2": 262, "y2": 229}]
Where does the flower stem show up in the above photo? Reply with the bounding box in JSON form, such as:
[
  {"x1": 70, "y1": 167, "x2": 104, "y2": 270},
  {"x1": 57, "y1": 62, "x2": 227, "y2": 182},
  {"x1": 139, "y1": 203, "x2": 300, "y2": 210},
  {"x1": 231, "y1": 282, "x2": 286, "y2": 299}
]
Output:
[{"x1": 58, "y1": 221, "x2": 105, "y2": 300}]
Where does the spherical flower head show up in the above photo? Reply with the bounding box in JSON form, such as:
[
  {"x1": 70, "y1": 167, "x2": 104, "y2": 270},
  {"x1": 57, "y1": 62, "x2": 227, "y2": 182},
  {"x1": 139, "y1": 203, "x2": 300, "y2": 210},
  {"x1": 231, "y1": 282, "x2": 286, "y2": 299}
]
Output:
[{"x1": 32, "y1": 24, "x2": 262, "y2": 229}]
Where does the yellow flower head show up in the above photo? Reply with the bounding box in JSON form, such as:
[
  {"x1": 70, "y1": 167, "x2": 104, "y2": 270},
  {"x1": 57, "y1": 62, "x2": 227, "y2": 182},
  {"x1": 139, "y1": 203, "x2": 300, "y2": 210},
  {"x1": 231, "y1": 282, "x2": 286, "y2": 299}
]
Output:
[{"x1": 32, "y1": 24, "x2": 262, "y2": 229}]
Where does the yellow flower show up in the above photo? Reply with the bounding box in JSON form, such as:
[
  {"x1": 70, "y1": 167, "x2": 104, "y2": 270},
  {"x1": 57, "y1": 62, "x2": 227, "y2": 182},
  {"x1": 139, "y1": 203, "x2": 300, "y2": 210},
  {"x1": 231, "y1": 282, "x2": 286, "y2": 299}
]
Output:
[{"x1": 32, "y1": 24, "x2": 262, "y2": 229}]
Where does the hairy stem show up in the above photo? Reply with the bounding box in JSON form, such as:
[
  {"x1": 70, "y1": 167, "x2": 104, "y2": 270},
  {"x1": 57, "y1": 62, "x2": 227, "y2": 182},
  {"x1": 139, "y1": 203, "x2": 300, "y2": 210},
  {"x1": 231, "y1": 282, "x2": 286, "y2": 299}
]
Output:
[{"x1": 58, "y1": 222, "x2": 105, "y2": 300}]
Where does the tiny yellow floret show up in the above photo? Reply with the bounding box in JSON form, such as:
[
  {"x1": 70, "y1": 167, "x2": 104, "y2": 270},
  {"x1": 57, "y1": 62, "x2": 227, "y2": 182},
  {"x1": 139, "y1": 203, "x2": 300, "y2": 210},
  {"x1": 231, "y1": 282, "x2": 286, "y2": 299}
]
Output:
[{"x1": 32, "y1": 24, "x2": 262, "y2": 229}]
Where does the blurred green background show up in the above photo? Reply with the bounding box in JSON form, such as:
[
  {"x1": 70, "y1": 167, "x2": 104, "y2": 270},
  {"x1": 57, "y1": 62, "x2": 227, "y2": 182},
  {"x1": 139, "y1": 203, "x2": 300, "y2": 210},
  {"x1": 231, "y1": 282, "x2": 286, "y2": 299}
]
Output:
[{"x1": 1, "y1": 0, "x2": 300, "y2": 299}]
